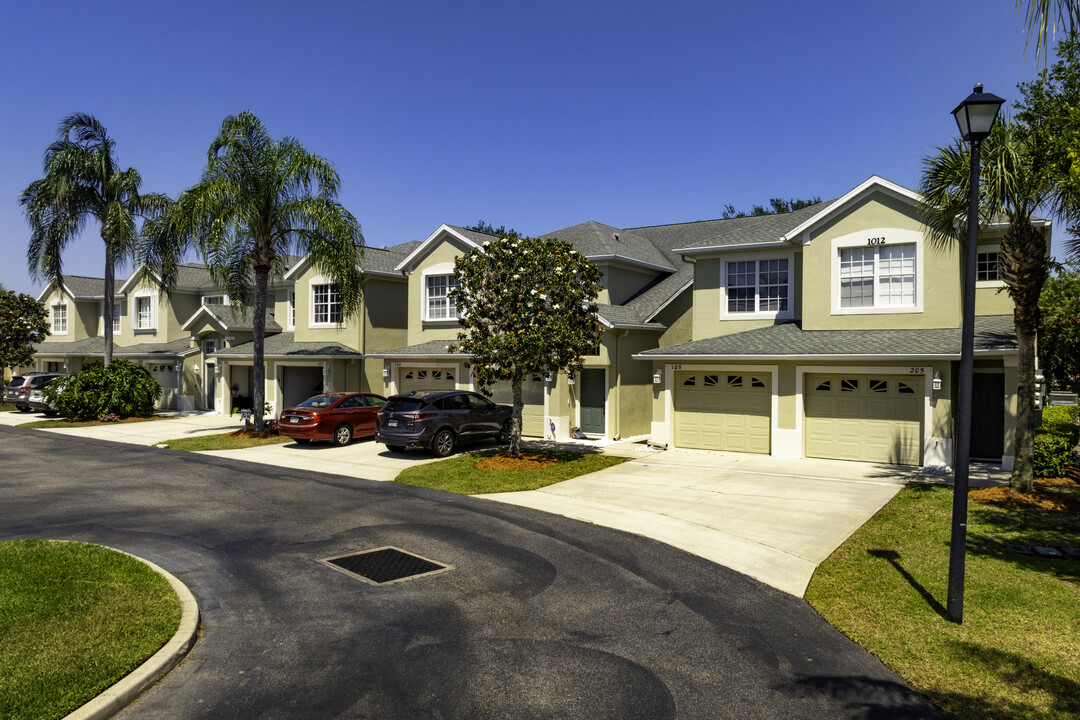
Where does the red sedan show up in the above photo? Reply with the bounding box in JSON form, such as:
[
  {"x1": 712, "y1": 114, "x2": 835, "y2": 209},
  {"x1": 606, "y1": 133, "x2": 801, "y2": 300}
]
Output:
[{"x1": 278, "y1": 392, "x2": 387, "y2": 446}]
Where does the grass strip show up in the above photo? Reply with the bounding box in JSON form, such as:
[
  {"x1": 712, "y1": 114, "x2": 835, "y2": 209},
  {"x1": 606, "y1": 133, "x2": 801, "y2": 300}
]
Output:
[
  {"x1": 806, "y1": 482, "x2": 1080, "y2": 720},
  {"x1": 162, "y1": 433, "x2": 291, "y2": 451},
  {"x1": 395, "y1": 448, "x2": 625, "y2": 495},
  {"x1": 0, "y1": 539, "x2": 181, "y2": 720},
  {"x1": 19, "y1": 415, "x2": 168, "y2": 429}
]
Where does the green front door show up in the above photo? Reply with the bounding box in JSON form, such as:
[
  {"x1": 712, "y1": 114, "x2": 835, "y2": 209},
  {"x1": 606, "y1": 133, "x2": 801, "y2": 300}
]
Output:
[{"x1": 579, "y1": 369, "x2": 606, "y2": 435}]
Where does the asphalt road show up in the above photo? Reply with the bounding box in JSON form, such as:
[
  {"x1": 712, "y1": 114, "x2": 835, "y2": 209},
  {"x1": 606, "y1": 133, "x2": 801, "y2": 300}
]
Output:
[{"x1": 0, "y1": 426, "x2": 942, "y2": 719}]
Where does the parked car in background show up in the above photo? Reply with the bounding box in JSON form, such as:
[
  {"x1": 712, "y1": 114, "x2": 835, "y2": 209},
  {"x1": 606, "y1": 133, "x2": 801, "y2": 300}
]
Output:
[
  {"x1": 278, "y1": 392, "x2": 387, "y2": 446},
  {"x1": 10, "y1": 373, "x2": 65, "y2": 414},
  {"x1": 375, "y1": 390, "x2": 513, "y2": 457},
  {"x1": 3, "y1": 376, "x2": 26, "y2": 406}
]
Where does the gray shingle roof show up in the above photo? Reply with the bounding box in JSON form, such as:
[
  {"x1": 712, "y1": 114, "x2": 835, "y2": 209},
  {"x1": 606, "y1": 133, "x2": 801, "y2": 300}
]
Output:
[
  {"x1": 360, "y1": 245, "x2": 409, "y2": 274},
  {"x1": 213, "y1": 332, "x2": 362, "y2": 358},
  {"x1": 366, "y1": 339, "x2": 461, "y2": 357},
  {"x1": 638, "y1": 315, "x2": 1017, "y2": 358},
  {"x1": 540, "y1": 221, "x2": 675, "y2": 271},
  {"x1": 630, "y1": 201, "x2": 835, "y2": 253},
  {"x1": 195, "y1": 305, "x2": 281, "y2": 333},
  {"x1": 34, "y1": 337, "x2": 195, "y2": 357},
  {"x1": 174, "y1": 264, "x2": 218, "y2": 289},
  {"x1": 444, "y1": 225, "x2": 501, "y2": 247}
]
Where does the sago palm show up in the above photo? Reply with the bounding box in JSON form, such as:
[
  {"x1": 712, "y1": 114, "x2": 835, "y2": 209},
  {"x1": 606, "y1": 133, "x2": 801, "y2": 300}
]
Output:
[
  {"x1": 144, "y1": 111, "x2": 364, "y2": 431},
  {"x1": 21, "y1": 113, "x2": 167, "y2": 365},
  {"x1": 919, "y1": 119, "x2": 1053, "y2": 492}
]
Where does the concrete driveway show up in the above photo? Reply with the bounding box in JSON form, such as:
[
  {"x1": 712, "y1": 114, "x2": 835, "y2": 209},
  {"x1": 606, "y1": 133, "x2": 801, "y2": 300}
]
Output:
[{"x1": 480, "y1": 448, "x2": 917, "y2": 597}]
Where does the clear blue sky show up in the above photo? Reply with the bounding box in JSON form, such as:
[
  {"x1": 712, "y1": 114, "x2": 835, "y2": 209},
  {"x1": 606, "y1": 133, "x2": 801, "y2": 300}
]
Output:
[{"x1": 0, "y1": 0, "x2": 1068, "y2": 295}]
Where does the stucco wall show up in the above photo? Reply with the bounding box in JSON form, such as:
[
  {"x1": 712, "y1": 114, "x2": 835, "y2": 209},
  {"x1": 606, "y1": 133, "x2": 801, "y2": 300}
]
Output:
[{"x1": 407, "y1": 236, "x2": 473, "y2": 346}]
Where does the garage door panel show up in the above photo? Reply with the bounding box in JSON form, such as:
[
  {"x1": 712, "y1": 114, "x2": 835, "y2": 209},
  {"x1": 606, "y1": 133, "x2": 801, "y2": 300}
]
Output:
[
  {"x1": 674, "y1": 371, "x2": 771, "y2": 454},
  {"x1": 805, "y1": 373, "x2": 923, "y2": 465},
  {"x1": 489, "y1": 378, "x2": 545, "y2": 437},
  {"x1": 399, "y1": 367, "x2": 456, "y2": 395}
]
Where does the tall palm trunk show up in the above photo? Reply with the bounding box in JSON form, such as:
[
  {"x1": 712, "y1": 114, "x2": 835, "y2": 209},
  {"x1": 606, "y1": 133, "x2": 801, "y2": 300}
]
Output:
[
  {"x1": 252, "y1": 265, "x2": 269, "y2": 432},
  {"x1": 104, "y1": 241, "x2": 115, "y2": 367},
  {"x1": 1000, "y1": 219, "x2": 1049, "y2": 492}
]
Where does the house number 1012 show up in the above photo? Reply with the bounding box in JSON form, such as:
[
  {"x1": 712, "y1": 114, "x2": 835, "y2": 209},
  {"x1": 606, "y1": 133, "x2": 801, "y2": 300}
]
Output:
[{"x1": 867, "y1": 236, "x2": 886, "y2": 245}]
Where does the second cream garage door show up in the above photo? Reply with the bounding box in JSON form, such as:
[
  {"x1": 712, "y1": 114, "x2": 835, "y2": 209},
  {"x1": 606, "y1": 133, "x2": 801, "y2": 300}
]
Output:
[
  {"x1": 398, "y1": 366, "x2": 457, "y2": 395},
  {"x1": 489, "y1": 376, "x2": 545, "y2": 437},
  {"x1": 674, "y1": 371, "x2": 771, "y2": 453},
  {"x1": 804, "y1": 374, "x2": 923, "y2": 465}
]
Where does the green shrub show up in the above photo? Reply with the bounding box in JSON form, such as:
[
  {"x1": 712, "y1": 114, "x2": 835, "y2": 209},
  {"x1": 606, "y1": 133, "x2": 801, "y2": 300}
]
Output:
[
  {"x1": 1040, "y1": 404, "x2": 1080, "y2": 445},
  {"x1": 1033, "y1": 432, "x2": 1075, "y2": 478},
  {"x1": 43, "y1": 360, "x2": 161, "y2": 420}
]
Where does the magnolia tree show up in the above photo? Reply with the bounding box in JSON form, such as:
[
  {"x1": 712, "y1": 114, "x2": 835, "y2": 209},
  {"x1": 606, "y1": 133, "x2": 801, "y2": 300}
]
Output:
[
  {"x1": 451, "y1": 236, "x2": 603, "y2": 456},
  {"x1": 0, "y1": 291, "x2": 49, "y2": 375}
]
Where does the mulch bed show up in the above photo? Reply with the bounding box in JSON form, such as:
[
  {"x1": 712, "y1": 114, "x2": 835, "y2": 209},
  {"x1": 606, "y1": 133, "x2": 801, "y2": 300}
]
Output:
[
  {"x1": 474, "y1": 451, "x2": 559, "y2": 471},
  {"x1": 226, "y1": 428, "x2": 280, "y2": 439},
  {"x1": 970, "y1": 466, "x2": 1079, "y2": 512}
]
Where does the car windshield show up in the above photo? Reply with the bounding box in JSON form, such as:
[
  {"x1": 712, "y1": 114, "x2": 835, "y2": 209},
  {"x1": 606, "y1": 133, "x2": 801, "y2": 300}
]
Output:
[
  {"x1": 383, "y1": 398, "x2": 425, "y2": 413},
  {"x1": 295, "y1": 395, "x2": 337, "y2": 409}
]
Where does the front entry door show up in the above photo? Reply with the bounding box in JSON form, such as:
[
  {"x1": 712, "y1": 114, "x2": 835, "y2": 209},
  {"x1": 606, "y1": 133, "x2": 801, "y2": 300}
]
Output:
[
  {"x1": 579, "y1": 369, "x2": 606, "y2": 435},
  {"x1": 204, "y1": 362, "x2": 216, "y2": 410},
  {"x1": 971, "y1": 373, "x2": 1005, "y2": 460}
]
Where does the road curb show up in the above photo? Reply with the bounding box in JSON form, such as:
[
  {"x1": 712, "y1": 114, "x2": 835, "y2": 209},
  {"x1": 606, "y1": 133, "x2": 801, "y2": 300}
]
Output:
[{"x1": 63, "y1": 549, "x2": 200, "y2": 720}]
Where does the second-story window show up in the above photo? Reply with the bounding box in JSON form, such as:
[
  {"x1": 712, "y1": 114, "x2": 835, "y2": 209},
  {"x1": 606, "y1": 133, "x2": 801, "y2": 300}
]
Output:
[
  {"x1": 840, "y1": 244, "x2": 915, "y2": 308},
  {"x1": 726, "y1": 259, "x2": 789, "y2": 314},
  {"x1": 202, "y1": 294, "x2": 226, "y2": 305},
  {"x1": 52, "y1": 304, "x2": 67, "y2": 334},
  {"x1": 288, "y1": 291, "x2": 295, "y2": 329},
  {"x1": 312, "y1": 283, "x2": 341, "y2": 324},
  {"x1": 111, "y1": 302, "x2": 121, "y2": 333},
  {"x1": 426, "y1": 275, "x2": 459, "y2": 320},
  {"x1": 135, "y1": 296, "x2": 154, "y2": 329}
]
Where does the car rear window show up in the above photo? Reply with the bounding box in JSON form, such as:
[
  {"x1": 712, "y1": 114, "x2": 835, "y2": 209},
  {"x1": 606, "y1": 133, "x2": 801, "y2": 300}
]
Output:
[
  {"x1": 296, "y1": 395, "x2": 337, "y2": 409},
  {"x1": 383, "y1": 398, "x2": 424, "y2": 413}
]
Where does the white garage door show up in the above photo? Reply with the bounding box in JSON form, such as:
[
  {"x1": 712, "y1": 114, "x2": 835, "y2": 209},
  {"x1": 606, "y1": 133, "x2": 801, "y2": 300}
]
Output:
[
  {"x1": 398, "y1": 366, "x2": 457, "y2": 395},
  {"x1": 805, "y1": 374, "x2": 923, "y2": 465},
  {"x1": 674, "y1": 371, "x2": 771, "y2": 454},
  {"x1": 489, "y1": 376, "x2": 546, "y2": 437},
  {"x1": 149, "y1": 362, "x2": 178, "y2": 409}
]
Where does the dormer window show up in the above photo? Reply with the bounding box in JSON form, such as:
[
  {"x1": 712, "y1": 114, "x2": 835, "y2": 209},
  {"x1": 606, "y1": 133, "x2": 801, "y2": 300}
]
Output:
[
  {"x1": 51, "y1": 304, "x2": 67, "y2": 334},
  {"x1": 312, "y1": 283, "x2": 341, "y2": 324}
]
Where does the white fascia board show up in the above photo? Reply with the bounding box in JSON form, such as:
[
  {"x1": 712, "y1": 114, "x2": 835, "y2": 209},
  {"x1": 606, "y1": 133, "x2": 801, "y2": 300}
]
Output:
[
  {"x1": 364, "y1": 352, "x2": 466, "y2": 360},
  {"x1": 631, "y1": 350, "x2": 1016, "y2": 361},
  {"x1": 780, "y1": 175, "x2": 922, "y2": 244},
  {"x1": 597, "y1": 315, "x2": 615, "y2": 328},
  {"x1": 643, "y1": 279, "x2": 694, "y2": 323},
  {"x1": 118, "y1": 264, "x2": 164, "y2": 294},
  {"x1": 394, "y1": 224, "x2": 483, "y2": 272},
  {"x1": 180, "y1": 306, "x2": 228, "y2": 332},
  {"x1": 282, "y1": 255, "x2": 311, "y2": 281},
  {"x1": 608, "y1": 322, "x2": 667, "y2": 331},
  {"x1": 36, "y1": 282, "x2": 68, "y2": 303},
  {"x1": 672, "y1": 240, "x2": 789, "y2": 255},
  {"x1": 586, "y1": 254, "x2": 675, "y2": 273}
]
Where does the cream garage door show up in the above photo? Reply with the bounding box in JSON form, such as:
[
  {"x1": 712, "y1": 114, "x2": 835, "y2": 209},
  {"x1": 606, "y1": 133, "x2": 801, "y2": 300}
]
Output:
[
  {"x1": 489, "y1": 376, "x2": 545, "y2": 437},
  {"x1": 805, "y1": 374, "x2": 923, "y2": 465},
  {"x1": 674, "y1": 371, "x2": 771, "y2": 453},
  {"x1": 149, "y1": 362, "x2": 178, "y2": 409},
  {"x1": 398, "y1": 366, "x2": 457, "y2": 395}
]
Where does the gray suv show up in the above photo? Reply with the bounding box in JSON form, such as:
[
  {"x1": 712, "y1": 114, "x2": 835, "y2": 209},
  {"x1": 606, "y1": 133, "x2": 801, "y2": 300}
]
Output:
[
  {"x1": 10, "y1": 373, "x2": 65, "y2": 414},
  {"x1": 375, "y1": 390, "x2": 513, "y2": 457}
]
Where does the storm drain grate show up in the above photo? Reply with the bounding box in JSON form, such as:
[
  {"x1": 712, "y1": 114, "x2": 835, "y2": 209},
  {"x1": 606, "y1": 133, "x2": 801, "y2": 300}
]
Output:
[{"x1": 320, "y1": 547, "x2": 451, "y2": 585}]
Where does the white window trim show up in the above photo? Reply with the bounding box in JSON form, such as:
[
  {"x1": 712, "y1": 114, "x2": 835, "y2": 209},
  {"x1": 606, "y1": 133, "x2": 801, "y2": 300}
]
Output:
[
  {"x1": 102, "y1": 301, "x2": 122, "y2": 335},
  {"x1": 201, "y1": 293, "x2": 229, "y2": 305},
  {"x1": 51, "y1": 302, "x2": 68, "y2": 335},
  {"x1": 421, "y1": 262, "x2": 460, "y2": 323},
  {"x1": 830, "y1": 228, "x2": 924, "y2": 315},
  {"x1": 718, "y1": 250, "x2": 795, "y2": 321},
  {"x1": 287, "y1": 291, "x2": 295, "y2": 330},
  {"x1": 133, "y1": 292, "x2": 158, "y2": 331},
  {"x1": 309, "y1": 277, "x2": 342, "y2": 327},
  {"x1": 975, "y1": 244, "x2": 1007, "y2": 289}
]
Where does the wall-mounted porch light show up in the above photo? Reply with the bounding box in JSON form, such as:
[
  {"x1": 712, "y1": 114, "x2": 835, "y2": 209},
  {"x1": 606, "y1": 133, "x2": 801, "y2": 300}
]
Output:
[
  {"x1": 653, "y1": 369, "x2": 663, "y2": 385},
  {"x1": 933, "y1": 371, "x2": 943, "y2": 391}
]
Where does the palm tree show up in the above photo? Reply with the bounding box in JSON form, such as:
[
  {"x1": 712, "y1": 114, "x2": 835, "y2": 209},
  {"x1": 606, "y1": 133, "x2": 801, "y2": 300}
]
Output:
[
  {"x1": 919, "y1": 119, "x2": 1054, "y2": 492},
  {"x1": 20, "y1": 113, "x2": 167, "y2": 366},
  {"x1": 1019, "y1": 1, "x2": 1080, "y2": 64},
  {"x1": 144, "y1": 111, "x2": 364, "y2": 431}
]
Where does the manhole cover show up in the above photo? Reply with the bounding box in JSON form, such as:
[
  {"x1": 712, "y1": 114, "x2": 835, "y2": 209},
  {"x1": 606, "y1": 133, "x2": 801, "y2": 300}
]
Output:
[{"x1": 320, "y1": 547, "x2": 451, "y2": 585}]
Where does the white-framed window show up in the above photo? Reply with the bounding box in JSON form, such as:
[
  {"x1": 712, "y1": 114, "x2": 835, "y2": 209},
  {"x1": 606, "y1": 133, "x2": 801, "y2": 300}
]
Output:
[
  {"x1": 311, "y1": 283, "x2": 341, "y2": 325},
  {"x1": 51, "y1": 303, "x2": 67, "y2": 334},
  {"x1": 287, "y1": 291, "x2": 295, "y2": 330},
  {"x1": 719, "y1": 252, "x2": 793, "y2": 319},
  {"x1": 426, "y1": 274, "x2": 459, "y2": 321},
  {"x1": 202, "y1": 338, "x2": 218, "y2": 355},
  {"x1": 134, "y1": 294, "x2": 156, "y2": 330},
  {"x1": 725, "y1": 258, "x2": 789, "y2": 314},
  {"x1": 106, "y1": 302, "x2": 121, "y2": 334},
  {"x1": 830, "y1": 229, "x2": 924, "y2": 315},
  {"x1": 976, "y1": 252, "x2": 998, "y2": 282},
  {"x1": 202, "y1": 294, "x2": 227, "y2": 305}
]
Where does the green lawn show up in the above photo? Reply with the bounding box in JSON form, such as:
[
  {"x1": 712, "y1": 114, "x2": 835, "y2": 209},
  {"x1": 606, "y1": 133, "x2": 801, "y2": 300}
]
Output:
[
  {"x1": 806, "y1": 482, "x2": 1080, "y2": 720},
  {"x1": 0, "y1": 539, "x2": 181, "y2": 720},
  {"x1": 162, "y1": 432, "x2": 291, "y2": 451},
  {"x1": 395, "y1": 448, "x2": 625, "y2": 495}
]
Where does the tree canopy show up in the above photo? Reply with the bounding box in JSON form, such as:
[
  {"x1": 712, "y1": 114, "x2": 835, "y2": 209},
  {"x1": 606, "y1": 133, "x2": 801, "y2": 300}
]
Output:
[
  {"x1": 143, "y1": 111, "x2": 364, "y2": 430},
  {"x1": 0, "y1": 291, "x2": 49, "y2": 372},
  {"x1": 721, "y1": 197, "x2": 822, "y2": 219},
  {"x1": 451, "y1": 236, "x2": 603, "y2": 455},
  {"x1": 465, "y1": 221, "x2": 522, "y2": 239},
  {"x1": 20, "y1": 113, "x2": 167, "y2": 366},
  {"x1": 1039, "y1": 261, "x2": 1080, "y2": 393}
]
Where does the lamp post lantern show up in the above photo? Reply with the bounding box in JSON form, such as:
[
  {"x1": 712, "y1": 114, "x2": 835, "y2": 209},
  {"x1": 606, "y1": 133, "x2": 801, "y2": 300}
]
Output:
[{"x1": 947, "y1": 83, "x2": 1004, "y2": 624}]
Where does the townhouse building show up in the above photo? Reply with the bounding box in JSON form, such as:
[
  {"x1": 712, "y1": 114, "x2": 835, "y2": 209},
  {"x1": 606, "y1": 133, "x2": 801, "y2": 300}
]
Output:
[{"x1": 24, "y1": 175, "x2": 1032, "y2": 470}]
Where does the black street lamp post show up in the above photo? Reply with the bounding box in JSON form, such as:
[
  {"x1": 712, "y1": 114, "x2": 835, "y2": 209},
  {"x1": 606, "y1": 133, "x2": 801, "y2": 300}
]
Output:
[{"x1": 947, "y1": 83, "x2": 1004, "y2": 624}]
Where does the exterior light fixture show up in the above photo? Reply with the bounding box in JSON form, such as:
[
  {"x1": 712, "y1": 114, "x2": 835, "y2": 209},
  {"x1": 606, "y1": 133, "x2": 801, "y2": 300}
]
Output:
[
  {"x1": 933, "y1": 372, "x2": 943, "y2": 391},
  {"x1": 382, "y1": 366, "x2": 390, "y2": 378},
  {"x1": 653, "y1": 369, "x2": 663, "y2": 385},
  {"x1": 947, "y1": 83, "x2": 1004, "y2": 625}
]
